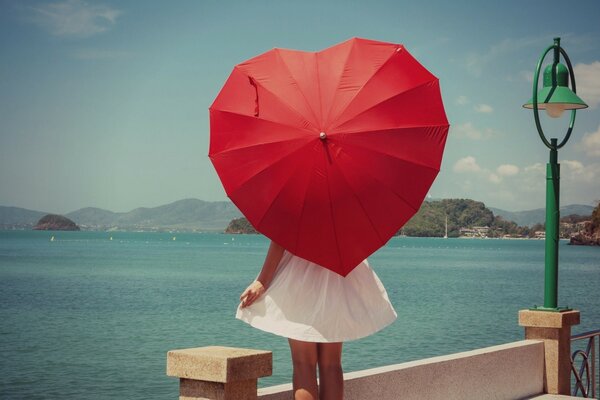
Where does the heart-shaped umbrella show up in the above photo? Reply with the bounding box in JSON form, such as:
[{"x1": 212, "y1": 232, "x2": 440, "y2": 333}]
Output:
[{"x1": 210, "y1": 37, "x2": 449, "y2": 276}]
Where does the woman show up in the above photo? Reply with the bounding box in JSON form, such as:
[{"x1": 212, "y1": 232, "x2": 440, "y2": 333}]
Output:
[{"x1": 237, "y1": 241, "x2": 396, "y2": 400}]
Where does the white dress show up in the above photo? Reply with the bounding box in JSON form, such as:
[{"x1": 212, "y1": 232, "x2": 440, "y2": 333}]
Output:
[{"x1": 236, "y1": 250, "x2": 397, "y2": 343}]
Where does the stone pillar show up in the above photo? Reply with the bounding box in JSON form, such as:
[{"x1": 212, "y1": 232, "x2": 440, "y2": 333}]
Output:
[
  {"x1": 518, "y1": 309, "x2": 580, "y2": 395},
  {"x1": 167, "y1": 346, "x2": 272, "y2": 400}
]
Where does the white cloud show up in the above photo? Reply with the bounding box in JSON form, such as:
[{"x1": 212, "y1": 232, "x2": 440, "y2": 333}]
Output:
[
  {"x1": 524, "y1": 163, "x2": 545, "y2": 175},
  {"x1": 574, "y1": 61, "x2": 600, "y2": 109},
  {"x1": 456, "y1": 96, "x2": 469, "y2": 106},
  {"x1": 453, "y1": 156, "x2": 481, "y2": 173},
  {"x1": 453, "y1": 156, "x2": 514, "y2": 184},
  {"x1": 474, "y1": 104, "x2": 493, "y2": 113},
  {"x1": 580, "y1": 124, "x2": 600, "y2": 157},
  {"x1": 488, "y1": 173, "x2": 501, "y2": 184},
  {"x1": 28, "y1": 0, "x2": 121, "y2": 37},
  {"x1": 451, "y1": 122, "x2": 493, "y2": 140},
  {"x1": 523, "y1": 159, "x2": 598, "y2": 185},
  {"x1": 562, "y1": 160, "x2": 597, "y2": 182},
  {"x1": 448, "y1": 155, "x2": 599, "y2": 210},
  {"x1": 497, "y1": 164, "x2": 519, "y2": 176}
]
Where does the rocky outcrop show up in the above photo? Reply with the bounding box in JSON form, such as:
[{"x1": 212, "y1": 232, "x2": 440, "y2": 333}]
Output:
[
  {"x1": 33, "y1": 214, "x2": 80, "y2": 231},
  {"x1": 569, "y1": 232, "x2": 600, "y2": 246},
  {"x1": 225, "y1": 217, "x2": 257, "y2": 234},
  {"x1": 569, "y1": 202, "x2": 600, "y2": 246}
]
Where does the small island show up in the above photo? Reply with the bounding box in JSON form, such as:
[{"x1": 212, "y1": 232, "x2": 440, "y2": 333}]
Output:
[
  {"x1": 33, "y1": 214, "x2": 80, "y2": 231},
  {"x1": 225, "y1": 217, "x2": 257, "y2": 234}
]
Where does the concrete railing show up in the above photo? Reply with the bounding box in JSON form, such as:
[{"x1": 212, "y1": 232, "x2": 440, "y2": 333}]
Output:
[
  {"x1": 167, "y1": 341, "x2": 545, "y2": 400},
  {"x1": 166, "y1": 310, "x2": 581, "y2": 400},
  {"x1": 258, "y1": 340, "x2": 545, "y2": 400}
]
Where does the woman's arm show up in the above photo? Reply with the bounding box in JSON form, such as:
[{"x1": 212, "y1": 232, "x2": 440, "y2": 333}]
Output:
[{"x1": 239, "y1": 240, "x2": 285, "y2": 308}]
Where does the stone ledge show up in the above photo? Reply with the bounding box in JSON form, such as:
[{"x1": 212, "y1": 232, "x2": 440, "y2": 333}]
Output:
[
  {"x1": 519, "y1": 310, "x2": 580, "y2": 329},
  {"x1": 167, "y1": 346, "x2": 272, "y2": 383},
  {"x1": 258, "y1": 340, "x2": 545, "y2": 400}
]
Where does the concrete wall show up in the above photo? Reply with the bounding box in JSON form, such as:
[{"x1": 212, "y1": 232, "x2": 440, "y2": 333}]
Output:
[{"x1": 258, "y1": 340, "x2": 545, "y2": 400}]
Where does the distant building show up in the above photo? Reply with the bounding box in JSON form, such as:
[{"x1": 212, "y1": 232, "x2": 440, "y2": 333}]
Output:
[
  {"x1": 459, "y1": 226, "x2": 490, "y2": 238},
  {"x1": 534, "y1": 231, "x2": 545, "y2": 239}
]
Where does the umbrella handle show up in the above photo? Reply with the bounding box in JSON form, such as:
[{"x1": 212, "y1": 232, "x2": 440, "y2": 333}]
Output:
[{"x1": 248, "y1": 77, "x2": 260, "y2": 117}]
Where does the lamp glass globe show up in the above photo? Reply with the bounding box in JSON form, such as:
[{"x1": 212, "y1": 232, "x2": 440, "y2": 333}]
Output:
[{"x1": 545, "y1": 103, "x2": 566, "y2": 118}]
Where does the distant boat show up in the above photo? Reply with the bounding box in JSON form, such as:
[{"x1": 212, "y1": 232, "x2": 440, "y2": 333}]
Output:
[
  {"x1": 50, "y1": 236, "x2": 55, "y2": 242},
  {"x1": 444, "y1": 215, "x2": 448, "y2": 239},
  {"x1": 109, "y1": 236, "x2": 113, "y2": 241},
  {"x1": 172, "y1": 236, "x2": 176, "y2": 241}
]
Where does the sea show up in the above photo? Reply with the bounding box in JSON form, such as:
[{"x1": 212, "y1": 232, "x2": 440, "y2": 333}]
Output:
[{"x1": 0, "y1": 231, "x2": 598, "y2": 399}]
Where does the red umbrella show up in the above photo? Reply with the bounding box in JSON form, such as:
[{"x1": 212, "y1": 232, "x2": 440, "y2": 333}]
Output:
[{"x1": 209, "y1": 37, "x2": 449, "y2": 276}]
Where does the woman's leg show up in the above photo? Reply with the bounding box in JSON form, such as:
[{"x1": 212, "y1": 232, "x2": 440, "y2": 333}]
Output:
[
  {"x1": 288, "y1": 338, "x2": 318, "y2": 400},
  {"x1": 317, "y1": 342, "x2": 343, "y2": 400}
]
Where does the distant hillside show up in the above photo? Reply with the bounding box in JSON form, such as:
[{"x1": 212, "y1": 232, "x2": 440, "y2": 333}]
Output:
[
  {"x1": 1, "y1": 199, "x2": 242, "y2": 232},
  {"x1": 65, "y1": 199, "x2": 242, "y2": 231},
  {"x1": 402, "y1": 199, "x2": 494, "y2": 237},
  {"x1": 0, "y1": 206, "x2": 47, "y2": 229},
  {"x1": 2, "y1": 199, "x2": 595, "y2": 233},
  {"x1": 490, "y1": 204, "x2": 594, "y2": 227}
]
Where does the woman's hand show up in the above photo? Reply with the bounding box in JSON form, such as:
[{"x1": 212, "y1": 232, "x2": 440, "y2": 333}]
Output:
[{"x1": 239, "y1": 280, "x2": 265, "y2": 308}]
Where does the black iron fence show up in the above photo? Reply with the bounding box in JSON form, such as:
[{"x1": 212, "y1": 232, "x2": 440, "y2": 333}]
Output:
[{"x1": 572, "y1": 329, "x2": 600, "y2": 398}]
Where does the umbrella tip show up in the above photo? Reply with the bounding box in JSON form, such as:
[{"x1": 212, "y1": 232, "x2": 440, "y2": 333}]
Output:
[{"x1": 320, "y1": 132, "x2": 327, "y2": 140}]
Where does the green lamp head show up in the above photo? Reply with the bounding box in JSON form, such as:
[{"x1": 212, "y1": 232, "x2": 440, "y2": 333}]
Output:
[{"x1": 523, "y1": 62, "x2": 588, "y2": 118}]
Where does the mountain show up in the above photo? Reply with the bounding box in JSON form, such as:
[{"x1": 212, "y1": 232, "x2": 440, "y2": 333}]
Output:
[
  {"x1": 1, "y1": 199, "x2": 595, "y2": 232},
  {"x1": 490, "y1": 204, "x2": 595, "y2": 227},
  {"x1": 1, "y1": 199, "x2": 242, "y2": 232},
  {"x1": 66, "y1": 199, "x2": 242, "y2": 231},
  {"x1": 0, "y1": 206, "x2": 48, "y2": 229}
]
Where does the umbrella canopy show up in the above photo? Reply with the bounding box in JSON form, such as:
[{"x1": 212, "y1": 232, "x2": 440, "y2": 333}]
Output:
[{"x1": 209, "y1": 37, "x2": 449, "y2": 276}]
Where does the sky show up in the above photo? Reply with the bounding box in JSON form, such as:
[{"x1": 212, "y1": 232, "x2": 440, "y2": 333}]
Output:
[{"x1": 1, "y1": 0, "x2": 599, "y2": 214}]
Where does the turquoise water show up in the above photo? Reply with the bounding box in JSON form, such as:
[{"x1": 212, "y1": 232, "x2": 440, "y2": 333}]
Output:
[{"x1": 0, "y1": 231, "x2": 598, "y2": 399}]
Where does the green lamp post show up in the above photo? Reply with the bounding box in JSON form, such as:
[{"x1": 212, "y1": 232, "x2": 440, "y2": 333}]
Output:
[{"x1": 523, "y1": 37, "x2": 588, "y2": 312}]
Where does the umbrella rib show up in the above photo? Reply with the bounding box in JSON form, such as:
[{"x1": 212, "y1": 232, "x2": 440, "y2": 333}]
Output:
[
  {"x1": 322, "y1": 39, "x2": 358, "y2": 128},
  {"x1": 212, "y1": 136, "x2": 312, "y2": 158},
  {"x1": 331, "y1": 79, "x2": 438, "y2": 130},
  {"x1": 323, "y1": 148, "x2": 345, "y2": 272},
  {"x1": 210, "y1": 108, "x2": 314, "y2": 153},
  {"x1": 337, "y1": 123, "x2": 449, "y2": 136},
  {"x1": 314, "y1": 53, "x2": 323, "y2": 127},
  {"x1": 325, "y1": 44, "x2": 399, "y2": 128},
  {"x1": 233, "y1": 141, "x2": 314, "y2": 225},
  {"x1": 330, "y1": 157, "x2": 385, "y2": 245},
  {"x1": 232, "y1": 141, "x2": 313, "y2": 193},
  {"x1": 340, "y1": 136, "x2": 444, "y2": 173},
  {"x1": 234, "y1": 66, "x2": 319, "y2": 132},
  {"x1": 274, "y1": 49, "x2": 322, "y2": 130},
  {"x1": 338, "y1": 143, "x2": 434, "y2": 213}
]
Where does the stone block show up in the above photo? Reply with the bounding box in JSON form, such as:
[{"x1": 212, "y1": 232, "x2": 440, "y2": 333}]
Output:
[
  {"x1": 519, "y1": 310, "x2": 580, "y2": 329},
  {"x1": 167, "y1": 346, "x2": 272, "y2": 383}
]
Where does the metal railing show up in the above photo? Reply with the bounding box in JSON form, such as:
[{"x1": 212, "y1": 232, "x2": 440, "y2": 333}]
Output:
[{"x1": 572, "y1": 329, "x2": 600, "y2": 398}]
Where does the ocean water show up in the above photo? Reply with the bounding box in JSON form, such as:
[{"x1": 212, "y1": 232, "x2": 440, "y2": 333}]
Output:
[{"x1": 0, "y1": 231, "x2": 598, "y2": 399}]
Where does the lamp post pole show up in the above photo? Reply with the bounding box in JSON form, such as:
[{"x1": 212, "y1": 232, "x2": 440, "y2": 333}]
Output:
[
  {"x1": 520, "y1": 39, "x2": 586, "y2": 394},
  {"x1": 544, "y1": 137, "x2": 560, "y2": 310},
  {"x1": 525, "y1": 37, "x2": 588, "y2": 311}
]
